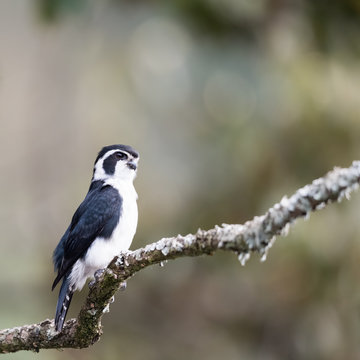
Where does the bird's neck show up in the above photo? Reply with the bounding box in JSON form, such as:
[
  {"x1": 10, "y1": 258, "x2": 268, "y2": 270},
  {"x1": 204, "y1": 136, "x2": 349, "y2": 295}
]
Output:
[{"x1": 104, "y1": 178, "x2": 138, "y2": 200}]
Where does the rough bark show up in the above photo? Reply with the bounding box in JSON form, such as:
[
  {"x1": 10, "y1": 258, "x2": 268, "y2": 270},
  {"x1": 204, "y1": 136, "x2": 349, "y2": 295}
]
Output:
[{"x1": 1, "y1": 161, "x2": 360, "y2": 354}]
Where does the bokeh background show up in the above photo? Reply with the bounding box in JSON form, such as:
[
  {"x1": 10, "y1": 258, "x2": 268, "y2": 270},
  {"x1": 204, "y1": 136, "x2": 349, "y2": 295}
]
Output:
[{"x1": 1, "y1": 0, "x2": 360, "y2": 359}]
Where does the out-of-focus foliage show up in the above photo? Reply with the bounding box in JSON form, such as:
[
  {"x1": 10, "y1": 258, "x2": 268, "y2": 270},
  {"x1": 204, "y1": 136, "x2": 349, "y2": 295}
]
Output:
[
  {"x1": 37, "y1": 0, "x2": 85, "y2": 22},
  {"x1": 1, "y1": 0, "x2": 360, "y2": 359},
  {"x1": 39, "y1": 0, "x2": 360, "y2": 53}
]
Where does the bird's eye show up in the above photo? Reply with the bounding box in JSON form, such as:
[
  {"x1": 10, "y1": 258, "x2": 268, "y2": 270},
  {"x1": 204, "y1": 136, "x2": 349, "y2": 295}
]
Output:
[{"x1": 115, "y1": 152, "x2": 128, "y2": 160}]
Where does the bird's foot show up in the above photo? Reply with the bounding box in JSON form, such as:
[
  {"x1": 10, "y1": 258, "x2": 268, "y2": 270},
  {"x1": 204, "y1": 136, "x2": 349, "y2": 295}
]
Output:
[
  {"x1": 94, "y1": 268, "x2": 106, "y2": 280},
  {"x1": 119, "y1": 281, "x2": 127, "y2": 291},
  {"x1": 89, "y1": 268, "x2": 106, "y2": 288}
]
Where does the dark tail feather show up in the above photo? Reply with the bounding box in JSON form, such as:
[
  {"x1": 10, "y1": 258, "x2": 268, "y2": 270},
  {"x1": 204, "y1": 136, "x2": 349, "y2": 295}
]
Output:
[
  {"x1": 55, "y1": 276, "x2": 74, "y2": 332},
  {"x1": 52, "y1": 271, "x2": 63, "y2": 291}
]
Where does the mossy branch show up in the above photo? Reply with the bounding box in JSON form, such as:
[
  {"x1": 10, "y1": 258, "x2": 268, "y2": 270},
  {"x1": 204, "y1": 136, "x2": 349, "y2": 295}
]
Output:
[{"x1": 1, "y1": 161, "x2": 360, "y2": 354}]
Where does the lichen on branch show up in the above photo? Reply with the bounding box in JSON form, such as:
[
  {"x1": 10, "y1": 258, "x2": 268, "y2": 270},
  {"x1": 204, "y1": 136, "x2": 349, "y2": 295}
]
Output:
[{"x1": 1, "y1": 161, "x2": 360, "y2": 354}]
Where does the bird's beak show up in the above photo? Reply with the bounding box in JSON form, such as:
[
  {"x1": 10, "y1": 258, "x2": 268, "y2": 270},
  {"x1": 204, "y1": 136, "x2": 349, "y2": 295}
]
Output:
[{"x1": 127, "y1": 160, "x2": 137, "y2": 171}]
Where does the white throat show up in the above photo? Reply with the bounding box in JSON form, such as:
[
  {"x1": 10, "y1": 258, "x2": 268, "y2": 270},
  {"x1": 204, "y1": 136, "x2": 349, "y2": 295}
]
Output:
[{"x1": 104, "y1": 177, "x2": 138, "y2": 200}]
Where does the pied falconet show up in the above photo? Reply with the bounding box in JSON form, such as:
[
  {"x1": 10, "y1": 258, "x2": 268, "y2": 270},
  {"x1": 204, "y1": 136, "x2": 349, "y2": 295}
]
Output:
[{"x1": 52, "y1": 144, "x2": 139, "y2": 332}]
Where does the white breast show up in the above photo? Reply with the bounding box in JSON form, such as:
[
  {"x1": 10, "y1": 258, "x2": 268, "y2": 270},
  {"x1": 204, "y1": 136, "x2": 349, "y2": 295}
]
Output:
[{"x1": 70, "y1": 181, "x2": 138, "y2": 290}]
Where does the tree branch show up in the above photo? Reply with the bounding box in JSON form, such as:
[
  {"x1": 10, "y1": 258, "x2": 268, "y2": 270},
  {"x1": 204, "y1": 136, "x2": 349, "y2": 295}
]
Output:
[{"x1": 1, "y1": 161, "x2": 360, "y2": 354}]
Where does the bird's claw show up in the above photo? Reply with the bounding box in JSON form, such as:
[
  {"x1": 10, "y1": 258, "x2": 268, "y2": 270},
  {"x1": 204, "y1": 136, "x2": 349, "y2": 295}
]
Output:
[
  {"x1": 94, "y1": 268, "x2": 105, "y2": 280},
  {"x1": 119, "y1": 281, "x2": 127, "y2": 291}
]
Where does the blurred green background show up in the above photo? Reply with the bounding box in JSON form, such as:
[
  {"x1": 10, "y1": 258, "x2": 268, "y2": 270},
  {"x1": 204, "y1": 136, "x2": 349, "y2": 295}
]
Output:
[{"x1": 1, "y1": 0, "x2": 360, "y2": 359}]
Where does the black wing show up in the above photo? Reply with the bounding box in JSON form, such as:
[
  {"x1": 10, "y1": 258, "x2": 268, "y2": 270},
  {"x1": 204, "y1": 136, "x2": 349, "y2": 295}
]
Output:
[{"x1": 52, "y1": 182, "x2": 122, "y2": 290}]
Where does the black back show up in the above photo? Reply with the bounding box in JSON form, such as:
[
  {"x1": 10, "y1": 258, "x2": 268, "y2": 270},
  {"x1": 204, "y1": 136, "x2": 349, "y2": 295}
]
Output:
[{"x1": 52, "y1": 180, "x2": 122, "y2": 290}]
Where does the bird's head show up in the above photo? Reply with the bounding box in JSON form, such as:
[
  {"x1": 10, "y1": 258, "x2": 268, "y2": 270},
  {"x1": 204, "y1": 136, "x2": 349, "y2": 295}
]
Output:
[{"x1": 92, "y1": 144, "x2": 139, "y2": 182}]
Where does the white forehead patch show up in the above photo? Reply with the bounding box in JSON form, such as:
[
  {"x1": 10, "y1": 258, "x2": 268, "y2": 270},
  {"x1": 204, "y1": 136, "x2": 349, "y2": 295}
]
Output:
[{"x1": 92, "y1": 149, "x2": 138, "y2": 182}]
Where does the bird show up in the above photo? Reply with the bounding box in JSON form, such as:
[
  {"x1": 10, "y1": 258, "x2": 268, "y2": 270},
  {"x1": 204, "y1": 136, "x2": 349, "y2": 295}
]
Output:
[{"x1": 52, "y1": 144, "x2": 139, "y2": 332}]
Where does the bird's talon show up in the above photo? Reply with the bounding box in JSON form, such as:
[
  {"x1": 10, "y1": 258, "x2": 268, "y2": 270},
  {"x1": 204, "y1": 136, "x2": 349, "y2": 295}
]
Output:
[
  {"x1": 119, "y1": 281, "x2": 127, "y2": 291},
  {"x1": 94, "y1": 268, "x2": 105, "y2": 281}
]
